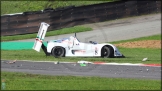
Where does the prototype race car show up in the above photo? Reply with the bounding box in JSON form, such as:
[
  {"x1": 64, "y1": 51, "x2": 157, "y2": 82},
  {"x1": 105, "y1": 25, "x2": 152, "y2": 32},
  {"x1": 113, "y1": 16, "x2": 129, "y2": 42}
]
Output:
[{"x1": 33, "y1": 22, "x2": 125, "y2": 58}]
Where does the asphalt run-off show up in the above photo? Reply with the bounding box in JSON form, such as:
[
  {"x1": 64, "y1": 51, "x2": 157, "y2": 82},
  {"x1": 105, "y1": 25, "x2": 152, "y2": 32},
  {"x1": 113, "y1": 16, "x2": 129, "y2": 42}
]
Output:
[{"x1": 1, "y1": 60, "x2": 161, "y2": 80}]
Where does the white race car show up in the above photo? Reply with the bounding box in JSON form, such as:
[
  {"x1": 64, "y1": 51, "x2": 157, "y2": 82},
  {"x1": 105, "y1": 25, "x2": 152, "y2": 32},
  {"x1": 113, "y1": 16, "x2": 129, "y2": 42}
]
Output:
[{"x1": 33, "y1": 22, "x2": 125, "y2": 58}]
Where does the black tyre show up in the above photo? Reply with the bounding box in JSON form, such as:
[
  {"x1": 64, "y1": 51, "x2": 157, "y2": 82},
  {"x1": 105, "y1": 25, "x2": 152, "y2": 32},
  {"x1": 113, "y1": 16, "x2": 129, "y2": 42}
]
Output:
[
  {"x1": 101, "y1": 46, "x2": 114, "y2": 58},
  {"x1": 51, "y1": 46, "x2": 65, "y2": 58}
]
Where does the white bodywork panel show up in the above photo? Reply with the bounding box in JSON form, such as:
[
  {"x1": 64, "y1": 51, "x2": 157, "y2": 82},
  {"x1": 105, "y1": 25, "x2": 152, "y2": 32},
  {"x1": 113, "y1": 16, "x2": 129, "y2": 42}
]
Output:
[
  {"x1": 33, "y1": 22, "x2": 50, "y2": 52},
  {"x1": 33, "y1": 22, "x2": 124, "y2": 57},
  {"x1": 46, "y1": 36, "x2": 123, "y2": 57}
]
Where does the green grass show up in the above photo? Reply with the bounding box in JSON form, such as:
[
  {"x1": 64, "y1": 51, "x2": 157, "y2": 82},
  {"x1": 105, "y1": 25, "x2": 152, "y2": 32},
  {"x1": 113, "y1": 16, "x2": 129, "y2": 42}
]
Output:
[
  {"x1": 110, "y1": 34, "x2": 161, "y2": 44},
  {"x1": 1, "y1": 26, "x2": 92, "y2": 42},
  {"x1": 1, "y1": 0, "x2": 115, "y2": 15},
  {"x1": 1, "y1": 34, "x2": 161, "y2": 64},
  {"x1": 1, "y1": 1, "x2": 161, "y2": 90},
  {"x1": 1, "y1": 71, "x2": 160, "y2": 90},
  {"x1": 1, "y1": 47, "x2": 161, "y2": 64}
]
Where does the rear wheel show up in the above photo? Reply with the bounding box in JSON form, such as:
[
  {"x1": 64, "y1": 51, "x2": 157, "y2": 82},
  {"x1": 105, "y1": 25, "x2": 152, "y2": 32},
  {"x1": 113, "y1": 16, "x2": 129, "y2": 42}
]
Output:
[
  {"x1": 101, "y1": 46, "x2": 114, "y2": 58},
  {"x1": 51, "y1": 46, "x2": 65, "y2": 58}
]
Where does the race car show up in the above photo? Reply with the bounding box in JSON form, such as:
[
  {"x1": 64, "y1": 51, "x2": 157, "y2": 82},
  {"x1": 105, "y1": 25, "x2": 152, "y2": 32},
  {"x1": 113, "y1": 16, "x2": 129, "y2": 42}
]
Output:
[{"x1": 33, "y1": 22, "x2": 125, "y2": 58}]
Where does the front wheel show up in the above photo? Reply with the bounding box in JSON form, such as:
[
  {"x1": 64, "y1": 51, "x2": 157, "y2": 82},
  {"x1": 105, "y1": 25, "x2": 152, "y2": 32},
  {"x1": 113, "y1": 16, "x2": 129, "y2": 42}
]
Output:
[
  {"x1": 51, "y1": 46, "x2": 65, "y2": 58},
  {"x1": 101, "y1": 46, "x2": 114, "y2": 58}
]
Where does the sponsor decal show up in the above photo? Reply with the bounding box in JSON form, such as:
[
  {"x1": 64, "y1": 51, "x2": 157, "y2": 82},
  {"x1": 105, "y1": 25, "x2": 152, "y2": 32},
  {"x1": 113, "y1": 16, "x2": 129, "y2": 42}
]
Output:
[
  {"x1": 95, "y1": 47, "x2": 98, "y2": 55},
  {"x1": 73, "y1": 50, "x2": 86, "y2": 53},
  {"x1": 35, "y1": 38, "x2": 42, "y2": 43},
  {"x1": 71, "y1": 50, "x2": 86, "y2": 55},
  {"x1": 62, "y1": 41, "x2": 73, "y2": 44},
  {"x1": 76, "y1": 43, "x2": 79, "y2": 45},
  {"x1": 75, "y1": 50, "x2": 86, "y2": 53}
]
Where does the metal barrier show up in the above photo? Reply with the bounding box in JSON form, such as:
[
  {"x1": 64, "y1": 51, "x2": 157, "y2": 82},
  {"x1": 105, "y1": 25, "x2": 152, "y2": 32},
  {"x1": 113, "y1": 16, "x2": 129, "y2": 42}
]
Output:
[{"x1": 1, "y1": 0, "x2": 161, "y2": 36}]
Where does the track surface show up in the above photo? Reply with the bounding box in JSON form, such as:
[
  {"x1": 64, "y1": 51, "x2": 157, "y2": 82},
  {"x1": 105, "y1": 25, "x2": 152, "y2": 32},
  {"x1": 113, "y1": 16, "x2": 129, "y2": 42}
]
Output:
[
  {"x1": 2, "y1": 13, "x2": 161, "y2": 79},
  {"x1": 1, "y1": 60, "x2": 161, "y2": 79}
]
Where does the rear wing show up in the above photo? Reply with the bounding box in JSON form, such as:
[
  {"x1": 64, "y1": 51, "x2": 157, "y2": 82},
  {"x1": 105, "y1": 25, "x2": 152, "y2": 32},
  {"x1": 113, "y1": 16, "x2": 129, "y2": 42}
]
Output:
[{"x1": 33, "y1": 22, "x2": 50, "y2": 52}]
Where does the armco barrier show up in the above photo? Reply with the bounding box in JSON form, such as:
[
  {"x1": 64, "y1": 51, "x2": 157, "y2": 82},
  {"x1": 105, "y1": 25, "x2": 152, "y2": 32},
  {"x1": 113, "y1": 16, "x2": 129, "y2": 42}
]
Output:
[{"x1": 1, "y1": 0, "x2": 161, "y2": 36}]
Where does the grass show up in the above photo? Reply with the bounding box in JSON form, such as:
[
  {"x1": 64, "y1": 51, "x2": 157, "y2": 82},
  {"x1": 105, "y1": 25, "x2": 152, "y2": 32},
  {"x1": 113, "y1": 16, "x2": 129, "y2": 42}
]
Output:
[
  {"x1": 1, "y1": 1, "x2": 161, "y2": 90},
  {"x1": 1, "y1": 0, "x2": 115, "y2": 15},
  {"x1": 1, "y1": 47, "x2": 161, "y2": 64},
  {"x1": 1, "y1": 34, "x2": 161, "y2": 64},
  {"x1": 110, "y1": 34, "x2": 161, "y2": 44},
  {"x1": 1, "y1": 26, "x2": 92, "y2": 42},
  {"x1": 1, "y1": 1, "x2": 116, "y2": 41},
  {"x1": 1, "y1": 71, "x2": 161, "y2": 90}
]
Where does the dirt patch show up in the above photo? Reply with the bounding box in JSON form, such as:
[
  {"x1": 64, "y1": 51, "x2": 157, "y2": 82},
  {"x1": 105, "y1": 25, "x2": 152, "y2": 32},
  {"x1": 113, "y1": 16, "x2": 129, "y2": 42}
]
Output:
[{"x1": 114, "y1": 40, "x2": 161, "y2": 49}]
